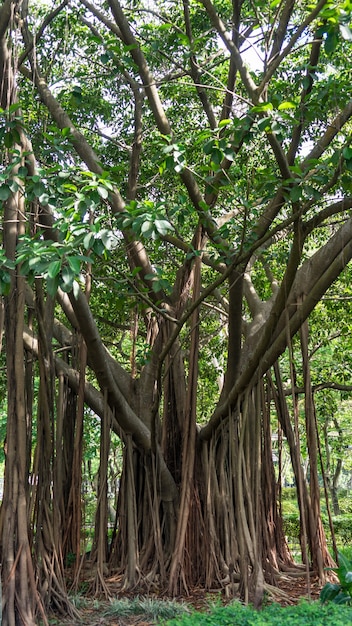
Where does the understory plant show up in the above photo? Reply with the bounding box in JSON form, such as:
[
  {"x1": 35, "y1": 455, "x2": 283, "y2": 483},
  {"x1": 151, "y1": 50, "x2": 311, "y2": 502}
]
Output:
[
  {"x1": 104, "y1": 596, "x2": 190, "y2": 621},
  {"x1": 320, "y1": 552, "x2": 352, "y2": 605},
  {"x1": 163, "y1": 600, "x2": 352, "y2": 625}
]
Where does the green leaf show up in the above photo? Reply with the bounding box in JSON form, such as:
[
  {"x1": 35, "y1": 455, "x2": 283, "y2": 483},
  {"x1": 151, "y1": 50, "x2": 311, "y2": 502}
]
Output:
[
  {"x1": 251, "y1": 102, "x2": 273, "y2": 114},
  {"x1": 33, "y1": 182, "x2": 46, "y2": 197},
  {"x1": 338, "y1": 551, "x2": 352, "y2": 572},
  {"x1": 61, "y1": 127, "x2": 72, "y2": 138},
  {"x1": 46, "y1": 275, "x2": 60, "y2": 297},
  {"x1": 152, "y1": 280, "x2": 162, "y2": 293},
  {"x1": 61, "y1": 266, "x2": 75, "y2": 292},
  {"x1": 218, "y1": 119, "x2": 231, "y2": 128},
  {"x1": 334, "y1": 593, "x2": 352, "y2": 604},
  {"x1": 101, "y1": 230, "x2": 119, "y2": 250},
  {"x1": 203, "y1": 139, "x2": 216, "y2": 155},
  {"x1": 100, "y1": 53, "x2": 111, "y2": 64},
  {"x1": 320, "y1": 582, "x2": 340, "y2": 603},
  {"x1": 278, "y1": 101, "x2": 296, "y2": 110},
  {"x1": 84, "y1": 232, "x2": 95, "y2": 250},
  {"x1": 28, "y1": 256, "x2": 42, "y2": 269},
  {"x1": 141, "y1": 220, "x2": 154, "y2": 237},
  {"x1": 257, "y1": 117, "x2": 272, "y2": 132},
  {"x1": 343, "y1": 146, "x2": 352, "y2": 161},
  {"x1": 8, "y1": 180, "x2": 19, "y2": 193},
  {"x1": 97, "y1": 185, "x2": 109, "y2": 199},
  {"x1": 154, "y1": 219, "x2": 173, "y2": 235},
  {"x1": 47, "y1": 260, "x2": 62, "y2": 278},
  {"x1": 324, "y1": 30, "x2": 338, "y2": 54},
  {"x1": 0, "y1": 271, "x2": 11, "y2": 295},
  {"x1": 67, "y1": 256, "x2": 81, "y2": 273},
  {"x1": 18, "y1": 166, "x2": 28, "y2": 177},
  {"x1": 210, "y1": 148, "x2": 223, "y2": 165},
  {"x1": 289, "y1": 186, "x2": 302, "y2": 202},
  {"x1": 0, "y1": 185, "x2": 11, "y2": 200},
  {"x1": 4, "y1": 131, "x2": 14, "y2": 148}
]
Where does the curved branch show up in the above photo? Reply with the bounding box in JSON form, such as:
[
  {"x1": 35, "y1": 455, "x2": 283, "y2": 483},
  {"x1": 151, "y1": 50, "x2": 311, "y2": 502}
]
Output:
[
  {"x1": 127, "y1": 87, "x2": 143, "y2": 201},
  {"x1": 107, "y1": 0, "x2": 229, "y2": 252},
  {"x1": 304, "y1": 197, "x2": 352, "y2": 234},
  {"x1": 199, "y1": 0, "x2": 259, "y2": 101},
  {"x1": 285, "y1": 382, "x2": 352, "y2": 396},
  {"x1": 301, "y1": 100, "x2": 352, "y2": 170},
  {"x1": 267, "y1": 0, "x2": 295, "y2": 65},
  {"x1": 80, "y1": 0, "x2": 121, "y2": 37},
  {"x1": 19, "y1": 0, "x2": 69, "y2": 66},
  {"x1": 23, "y1": 324, "x2": 178, "y2": 504},
  {"x1": 182, "y1": 0, "x2": 217, "y2": 129},
  {"x1": 257, "y1": 0, "x2": 328, "y2": 97}
]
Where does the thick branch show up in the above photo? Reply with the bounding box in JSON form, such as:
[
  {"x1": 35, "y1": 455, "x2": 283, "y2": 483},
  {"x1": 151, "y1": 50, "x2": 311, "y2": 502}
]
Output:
[
  {"x1": 304, "y1": 197, "x2": 352, "y2": 234},
  {"x1": 267, "y1": 0, "x2": 295, "y2": 64},
  {"x1": 201, "y1": 216, "x2": 352, "y2": 439},
  {"x1": 301, "y1": 100, "x2": 352, "y2": 170}
]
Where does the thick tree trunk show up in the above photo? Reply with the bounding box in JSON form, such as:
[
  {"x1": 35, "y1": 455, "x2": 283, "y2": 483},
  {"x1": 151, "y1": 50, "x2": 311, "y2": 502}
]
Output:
[
  {"x1": 1, "y1": 156, "x2": 43, "y2": 625},
  {"x1": 0, "y1": 11, "x2": 43, "y2": 621}
]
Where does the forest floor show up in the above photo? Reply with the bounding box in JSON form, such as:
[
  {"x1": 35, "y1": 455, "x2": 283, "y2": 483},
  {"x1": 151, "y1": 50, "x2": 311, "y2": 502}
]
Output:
[{"x1": 49, "y1": 573, "x2": 322, "y2": 626}]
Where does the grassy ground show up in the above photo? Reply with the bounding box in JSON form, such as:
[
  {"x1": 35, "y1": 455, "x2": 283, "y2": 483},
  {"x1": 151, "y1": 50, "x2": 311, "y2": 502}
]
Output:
[
  {"x1": 163, "y1": 601, "x2": 352, "y2": 626},
  {"x1": 46, "y1": 596, "x2": 352, "y2": 626}
]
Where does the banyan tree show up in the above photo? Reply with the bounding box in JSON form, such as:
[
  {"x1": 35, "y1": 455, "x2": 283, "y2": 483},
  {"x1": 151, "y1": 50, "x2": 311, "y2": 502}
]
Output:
[{"x1": 0, "y1": 0, "x2": 351, "y2": 622}]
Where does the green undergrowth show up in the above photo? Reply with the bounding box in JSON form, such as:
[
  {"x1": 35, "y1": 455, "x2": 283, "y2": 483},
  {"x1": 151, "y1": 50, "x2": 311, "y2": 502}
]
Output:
[
  {"x1": 162, "y1": 600, "x2": 352, "y2": 625},
  {"x1": 103, "y1": 595, "x2": 191, "y2": 621}
]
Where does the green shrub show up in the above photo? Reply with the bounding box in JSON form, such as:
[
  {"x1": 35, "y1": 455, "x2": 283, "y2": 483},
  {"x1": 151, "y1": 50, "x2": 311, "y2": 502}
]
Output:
[
  {"x1": 331, "y1": 515, "x2": 352, "y2": 545},
  {"x1": 283, "y1": 513, "x2": 301, "y2": 542},
  {"x1": 282, "y1": 513, "x2": 352, "y2": 547},
  {"x1": 337, "y1": 490, "x2": 352, "y2": 514},
  {"x1": 163, "y1": 600, "x2": 352, "y2": 625}
]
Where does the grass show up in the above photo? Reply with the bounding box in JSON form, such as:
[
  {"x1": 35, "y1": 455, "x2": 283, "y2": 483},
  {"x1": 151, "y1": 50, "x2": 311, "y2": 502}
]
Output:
[
  {"x1": 162, "y1": 600, "x2": 352, "y2": 625},
  {"x1": 44, "y1": 596, "x2": 352, "y2": 625}
]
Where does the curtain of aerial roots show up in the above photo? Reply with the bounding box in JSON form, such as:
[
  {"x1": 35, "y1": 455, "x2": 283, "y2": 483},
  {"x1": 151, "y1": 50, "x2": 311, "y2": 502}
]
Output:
[
  {"x1": 2, "y1": 188, "x2": 41, "y2": 626},
  {"x1": 32, "y1": 283, "x2": 77, "y2": 618},
  {"x1": 90, "y1": 391, "x2": 111, "y2": 597},
  {"x1": 64, "y1": 330, "x2": 87, "y2": 591},
  {"x1": 200, "y1": 382, "x2": 291, "y2": 605},
  {"x1": 271, "y1": 356, "x2": 335, "y2": 583},
  {"x1": 0, "y1": 10, "x2": 40, "y2": 625},
  {"x1": 109, "y1": 438, "x2": 166, "y2": 590},
  {"x1": 299, "y1": 317, "x2": 335, "y2": 577},
  {"x1": 168, "y1": 247, "x2": 201, "y2": 597}
]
